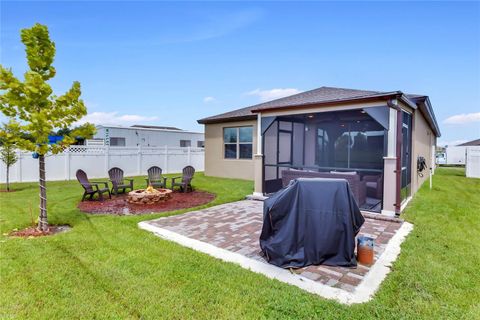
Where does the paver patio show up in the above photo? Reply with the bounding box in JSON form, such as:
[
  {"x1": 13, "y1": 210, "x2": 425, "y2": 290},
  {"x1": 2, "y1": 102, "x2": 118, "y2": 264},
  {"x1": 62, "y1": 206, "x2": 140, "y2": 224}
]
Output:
[{"x1": 140, "y1": 200, "x2": 412, "y2": 304}]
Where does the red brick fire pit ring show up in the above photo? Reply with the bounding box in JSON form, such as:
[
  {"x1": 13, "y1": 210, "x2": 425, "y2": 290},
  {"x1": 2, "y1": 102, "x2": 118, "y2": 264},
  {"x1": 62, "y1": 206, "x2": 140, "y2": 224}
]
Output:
[{"x1": 77, "y1": 190, "x2": 216, "y2": 215}]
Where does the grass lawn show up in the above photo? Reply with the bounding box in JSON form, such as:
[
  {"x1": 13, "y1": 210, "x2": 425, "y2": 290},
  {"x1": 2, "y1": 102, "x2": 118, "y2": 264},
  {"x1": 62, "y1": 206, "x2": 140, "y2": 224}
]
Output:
[{"x1": 1, "y1": 168, "x2": 479, "y2": 319}]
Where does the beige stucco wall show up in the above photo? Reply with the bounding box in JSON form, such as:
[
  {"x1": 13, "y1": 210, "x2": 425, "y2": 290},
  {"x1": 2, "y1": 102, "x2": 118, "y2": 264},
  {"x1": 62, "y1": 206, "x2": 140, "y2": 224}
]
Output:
[
  {"x1": 204, "y1": 120, "x2": 258, "y2": 180},
  {"x1": 411, "y1": 109, "x2": 435, "y2": 194}
]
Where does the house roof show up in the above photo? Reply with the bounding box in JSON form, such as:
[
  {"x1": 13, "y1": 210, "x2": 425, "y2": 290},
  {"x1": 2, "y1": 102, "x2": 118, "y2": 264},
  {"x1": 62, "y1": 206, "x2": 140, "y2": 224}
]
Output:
[
  {"x1": 249, "y1": 87, "x2": 398, "y2": 112},
  {"x1": 197, "y1": 86, "x2": 441, "y2": 137},
  {"x1": 131, "y1": 125, "x2": 182, "y2": 131},
  {"x1": 457, "y1": 138, "x2": 480, "y2": 146},
  {"x1": 95, "y1": 124, "x2": 203, "y2": 135}
]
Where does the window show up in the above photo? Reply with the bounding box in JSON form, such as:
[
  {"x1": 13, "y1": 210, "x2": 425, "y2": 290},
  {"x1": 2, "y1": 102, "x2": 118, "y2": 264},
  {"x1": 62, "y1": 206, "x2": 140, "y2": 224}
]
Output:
[
  {"x1": 110, "y1": 137, "x2": 126, "y2": 146},
  {"x1": 223, "y1": 126, "x2": 253, "y2": 159},
  {"x1": 197, "y1": 141, "x2": 205, "y2": 148},
  {"x1": 180, "y1": 140, "x2": 191, "y2": 147}
]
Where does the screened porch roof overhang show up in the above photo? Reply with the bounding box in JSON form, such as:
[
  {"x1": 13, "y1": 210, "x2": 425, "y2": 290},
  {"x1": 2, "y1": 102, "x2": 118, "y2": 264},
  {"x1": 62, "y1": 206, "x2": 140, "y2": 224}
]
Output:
[
  {"x1": 252, "y1": 93, "x2": 440, "y2": 138},
  {"x1": 260, "y1": 106, "x2": 390, "y2": 136},
  {"x1": 197, "y1": 86, "x2": 440, "y2": 138}
]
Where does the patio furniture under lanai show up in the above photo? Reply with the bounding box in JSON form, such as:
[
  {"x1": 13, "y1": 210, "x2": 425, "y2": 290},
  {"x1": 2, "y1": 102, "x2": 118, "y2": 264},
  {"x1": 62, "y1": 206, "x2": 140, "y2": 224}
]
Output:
[
  {"x1": 281, "y1": 170, "x2": 367, "y2": 206},
  {"x1": 76, "y1": 169, "x2": 111, "y2": 201},
  {"x1": 363, "y1": 174, "x2": 383, "y2": 199},
  {"x1": 171, "y1": 166, "x2": 195, "y2": 192},
  {"x1": 108, "y1": 167, "x2": 134, "y2": 195},
  {"x1": 146, "y1": 166, "x2": 167, "y2": 188}
]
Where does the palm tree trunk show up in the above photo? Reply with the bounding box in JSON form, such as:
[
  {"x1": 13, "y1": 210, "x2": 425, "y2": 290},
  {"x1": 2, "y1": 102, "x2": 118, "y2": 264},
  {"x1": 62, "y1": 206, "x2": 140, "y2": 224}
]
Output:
[{"x1": 38, "y1": 154, "x2": 48, "y2": 231}]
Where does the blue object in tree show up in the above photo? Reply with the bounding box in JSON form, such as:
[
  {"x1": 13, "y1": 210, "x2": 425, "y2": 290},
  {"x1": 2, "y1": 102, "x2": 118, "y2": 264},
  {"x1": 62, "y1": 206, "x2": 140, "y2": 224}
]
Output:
[
  {"x1": 48, "y1": 135, "x2": 64, "y2": 144},
  {"x1": 32, "y1": 152, "x2": 39, "y2": 159}
]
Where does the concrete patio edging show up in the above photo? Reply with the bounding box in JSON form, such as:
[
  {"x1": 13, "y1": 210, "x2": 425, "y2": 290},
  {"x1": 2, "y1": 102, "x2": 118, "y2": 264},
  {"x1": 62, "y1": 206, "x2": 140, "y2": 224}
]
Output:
[{"x1": 138, "y1": 220, "x2": 413, "y2": 305}]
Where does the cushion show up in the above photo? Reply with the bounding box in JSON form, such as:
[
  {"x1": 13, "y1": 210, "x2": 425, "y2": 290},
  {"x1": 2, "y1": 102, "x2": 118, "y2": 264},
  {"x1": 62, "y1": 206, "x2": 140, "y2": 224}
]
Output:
[{"x1": 366, "y1": 181, "x2": 377, "y2": 188}]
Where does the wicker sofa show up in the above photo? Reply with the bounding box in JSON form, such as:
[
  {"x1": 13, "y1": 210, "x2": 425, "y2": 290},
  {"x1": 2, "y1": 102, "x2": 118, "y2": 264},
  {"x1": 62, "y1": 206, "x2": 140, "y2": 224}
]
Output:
[
  {"x1": 281, "y1": 169, "x2": 367, "y2": 206},
  {"x1": 362, "y1": 174, "x2": 383, "y2": 199}
]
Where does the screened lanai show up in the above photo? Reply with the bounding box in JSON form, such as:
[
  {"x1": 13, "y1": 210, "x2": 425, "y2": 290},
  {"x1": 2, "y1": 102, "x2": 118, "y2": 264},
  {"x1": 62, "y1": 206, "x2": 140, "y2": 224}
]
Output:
[{"x1": 262, "y1": 107, "x2": 389, "y2": 212}]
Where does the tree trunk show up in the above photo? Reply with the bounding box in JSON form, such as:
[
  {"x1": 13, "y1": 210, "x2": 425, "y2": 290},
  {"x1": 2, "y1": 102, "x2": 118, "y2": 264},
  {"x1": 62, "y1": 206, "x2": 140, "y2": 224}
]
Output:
[
  {"x1": 38, "y1": 155, "x2": 48, "y2": 231},
  {"x1": 6, "y1": 164, "x2": 9, "y2": 192}
]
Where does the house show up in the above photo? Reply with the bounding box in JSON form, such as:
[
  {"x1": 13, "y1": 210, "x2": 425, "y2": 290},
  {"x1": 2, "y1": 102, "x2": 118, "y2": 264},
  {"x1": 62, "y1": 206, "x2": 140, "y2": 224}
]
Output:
[
  {"x1": 445, "y1": 138, "x2": 480, "y2": 165},
  {"x1": 93, "y1": 125, "x2": 204, "y2": 148},
  {"x1": 198, "y1": 86, "x2": 441, "y2": 216}
]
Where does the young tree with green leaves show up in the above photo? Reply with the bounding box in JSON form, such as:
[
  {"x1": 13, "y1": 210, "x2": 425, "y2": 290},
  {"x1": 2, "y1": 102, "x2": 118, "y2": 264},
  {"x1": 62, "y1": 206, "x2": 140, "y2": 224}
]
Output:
[
  {"x1": 0, "y1": 23, "x2": 95, "y2": 231},
  {"x1": 0, "y1": 121, "x2": 20, "y2": 191}
]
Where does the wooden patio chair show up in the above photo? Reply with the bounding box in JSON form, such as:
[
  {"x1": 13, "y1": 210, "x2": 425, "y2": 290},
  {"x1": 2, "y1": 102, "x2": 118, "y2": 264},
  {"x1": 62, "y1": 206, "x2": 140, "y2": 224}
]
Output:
[
  {"x1": 76, "y1": 169, "x2": 111, "y2": 201},
  {"x1": 108, "y1": 167, "x2": 134, "y2": 195},
  {"x1": 145, "y1": 166, "x2": 167, "y2": 188},
  {"x1": 171, "y1": 166, "x2": 195, "y2": 193}
]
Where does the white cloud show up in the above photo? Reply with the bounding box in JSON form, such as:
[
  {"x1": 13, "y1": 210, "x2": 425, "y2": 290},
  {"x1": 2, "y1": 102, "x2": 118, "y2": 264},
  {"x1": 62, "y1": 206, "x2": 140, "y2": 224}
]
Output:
[
  {"x1": 247, "y1": 88, "x2": 302, "y2": 102},
  {"x1": 443, "y1": 112, "x2": 480, "y2": 125},
  {"x1": 203, "y1": 96, "x2": 216, "y2": 103},
  {"x1": 75, "y1": 112, "x2": 159, "y2": 126}
]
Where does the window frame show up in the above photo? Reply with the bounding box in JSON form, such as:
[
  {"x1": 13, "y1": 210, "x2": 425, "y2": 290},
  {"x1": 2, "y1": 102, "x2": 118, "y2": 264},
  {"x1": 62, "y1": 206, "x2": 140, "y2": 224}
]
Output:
[
  {"x1": 223, "y1": 126, "x2": 253, "y2": 160},
  {"x1": 109, "y1": 137, "x2": 126, "y2": 146},
  {"x1": 180, "y1": 140, "x2": 191, "y2": 147}
]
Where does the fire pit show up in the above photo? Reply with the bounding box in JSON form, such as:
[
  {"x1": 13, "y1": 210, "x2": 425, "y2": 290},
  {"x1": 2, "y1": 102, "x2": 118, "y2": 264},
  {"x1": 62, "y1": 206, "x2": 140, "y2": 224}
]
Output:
[{"x1": 127, "y1": 185, "x2": 172, "y2": 204}]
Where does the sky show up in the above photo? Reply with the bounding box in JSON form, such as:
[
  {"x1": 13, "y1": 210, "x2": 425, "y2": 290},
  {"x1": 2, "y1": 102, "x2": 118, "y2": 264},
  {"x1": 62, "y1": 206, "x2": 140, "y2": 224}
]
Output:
[{"x1": 1, "y1": 1, "x2": 479, "y2": 146}]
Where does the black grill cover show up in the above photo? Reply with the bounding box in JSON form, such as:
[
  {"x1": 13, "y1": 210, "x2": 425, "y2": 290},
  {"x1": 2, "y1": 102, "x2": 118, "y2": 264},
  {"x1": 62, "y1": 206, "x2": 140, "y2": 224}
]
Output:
[{"x1": 259, "y1": 178, "x2": 365, "y2": 268}]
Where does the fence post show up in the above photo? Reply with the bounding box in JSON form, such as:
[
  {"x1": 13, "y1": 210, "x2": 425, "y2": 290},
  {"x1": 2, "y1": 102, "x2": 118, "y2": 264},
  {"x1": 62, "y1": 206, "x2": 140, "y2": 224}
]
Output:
[
  {"x1": 187, "y1": 146, "x2": 191, "y2": 164},
  {"x1": 104, "y1": 146, "x2": 109, "y2": 173},
  {"x1": 137, "y1": 145, "x2": 142, "y2": 175},
  {"x1": 65, "y1": 148, "x2": 71, "y2": 180},
  {"x1": 164, "y1": 145, "x2": 168, "y2": 173}
]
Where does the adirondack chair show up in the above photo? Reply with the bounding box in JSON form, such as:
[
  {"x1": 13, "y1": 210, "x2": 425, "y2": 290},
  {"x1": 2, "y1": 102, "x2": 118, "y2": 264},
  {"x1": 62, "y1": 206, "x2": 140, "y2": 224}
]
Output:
[
  {"x1": 145, "y1": 166, "x2": 167, "y2": 188},
  {"x1": 76, "y1": 169, "x2": 111, "y2": 201},
  {"x1": 171, "y1": 166, "x2": 195, "y2": 193},
  {"x1": 108, "y1": 167, "x2": 134, "y2": 195}
]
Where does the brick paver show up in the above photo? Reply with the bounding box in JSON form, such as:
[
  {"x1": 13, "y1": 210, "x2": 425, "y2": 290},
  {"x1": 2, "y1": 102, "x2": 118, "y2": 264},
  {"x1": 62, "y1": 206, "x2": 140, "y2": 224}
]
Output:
[{"x1": 146, "y1": 200, "x2": 403, "y2": 293}]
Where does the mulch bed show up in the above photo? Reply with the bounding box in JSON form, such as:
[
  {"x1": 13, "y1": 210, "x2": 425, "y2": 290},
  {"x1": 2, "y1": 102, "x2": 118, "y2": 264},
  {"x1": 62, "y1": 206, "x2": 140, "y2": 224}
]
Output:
[
  {"x1": 9, "y1": 225, "x2": 71, "y2": 238},
  {"x1": 77, "y1": 190, "x2": 216, "y2": 215}
]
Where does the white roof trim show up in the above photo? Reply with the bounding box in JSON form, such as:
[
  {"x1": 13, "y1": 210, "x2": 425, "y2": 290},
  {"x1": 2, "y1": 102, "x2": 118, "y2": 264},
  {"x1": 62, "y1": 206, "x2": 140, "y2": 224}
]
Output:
[{"x1": 96, "y1": 125, "x2": 203, "y2": 134}]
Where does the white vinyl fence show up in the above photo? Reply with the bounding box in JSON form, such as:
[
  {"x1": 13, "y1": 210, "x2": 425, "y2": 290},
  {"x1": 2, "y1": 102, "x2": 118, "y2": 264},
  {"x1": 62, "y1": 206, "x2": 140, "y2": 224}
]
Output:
[
  {"x1": 466, "y1": 146, "x2": 480, "y2": 179},
  {"x1": 0, "y1": 145, "x2": 204, "y2": 183}
]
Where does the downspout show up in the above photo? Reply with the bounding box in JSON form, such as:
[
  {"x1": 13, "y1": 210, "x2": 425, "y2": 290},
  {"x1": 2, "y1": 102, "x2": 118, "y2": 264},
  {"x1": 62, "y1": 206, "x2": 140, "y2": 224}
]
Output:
[{"x1": 387, "y1": 98, "x2": 403, "y2": 216}]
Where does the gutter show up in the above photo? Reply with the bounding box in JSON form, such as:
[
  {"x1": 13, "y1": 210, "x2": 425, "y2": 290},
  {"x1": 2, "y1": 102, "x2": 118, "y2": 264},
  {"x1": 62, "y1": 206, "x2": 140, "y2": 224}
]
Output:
[
  {"x1": 398, "y1": 94, "x2": 418, "y2": 110},
  {"x1": 197, "y1": 115, "x2": 257, "y2": 125},
  {"x1": 420, "y1": 97, "x2": 441, "y2": 137}
]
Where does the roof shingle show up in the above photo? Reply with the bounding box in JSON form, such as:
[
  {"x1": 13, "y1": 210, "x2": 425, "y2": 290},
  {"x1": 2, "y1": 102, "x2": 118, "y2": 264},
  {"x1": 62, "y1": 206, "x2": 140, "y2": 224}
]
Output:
[
  {"x1": 197, "y1": 85, "x2": 440, "y2": 137},
  {"x1": 198, "y1": 86, "x2": 398, "y2": 124}
]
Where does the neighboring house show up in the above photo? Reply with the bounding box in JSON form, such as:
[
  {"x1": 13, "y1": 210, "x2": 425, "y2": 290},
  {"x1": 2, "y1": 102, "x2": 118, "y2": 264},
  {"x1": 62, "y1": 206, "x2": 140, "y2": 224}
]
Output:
[
  {"x1": 445, "y1": 139, "x2": 480, "y2": 165},
  {"x1": 94, "y1": 125, "x2": 204, "y2": 148},
  {"x1": 198, "y1": 86, "x2": 441, "y2": 216}
]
